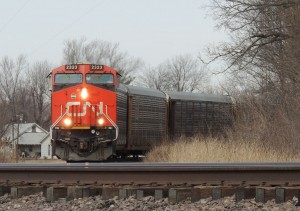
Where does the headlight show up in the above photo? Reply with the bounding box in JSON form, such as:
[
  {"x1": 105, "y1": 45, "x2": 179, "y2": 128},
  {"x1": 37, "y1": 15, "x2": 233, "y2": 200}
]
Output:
[
  {"x1": 81, "y1": 88, "x2": 88, "y2": 99},
  {"x1": 97, "y1": 118, "x2": 104, "y2": 125},
  {"x1": 63, "y1": 118, "x2": 72, "y2": 126}
]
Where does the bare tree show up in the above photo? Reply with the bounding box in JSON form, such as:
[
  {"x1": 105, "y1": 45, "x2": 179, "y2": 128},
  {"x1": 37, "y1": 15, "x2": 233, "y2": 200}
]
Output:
[
  {"x1": 167, "y1": 54, "x2": 209, "y2": 92},
  {"x1": 0, "y1": 55, "x2": 27, "y2": 120},
  {"x1": 63, "y1": 37, "x2": 143, "y2": 84},
  {"x1": 138, "y1": 54, "x2": 209, "y2": 92},
  {"x1": 138, "y1": 64, "x2": 172, "y2": 91},
  {"x1": 200, "y1": 0, "x2": 300, "y2": 123},
  {"x1": 26, "y1": 61, "x2": 52, "y2": 128},
  {"x1": 202, "y1": 0, "x2": 300, "y2": 92},
  {"x1": 0, "y1": 56, "x2": 52, "y2": 134},
  {"x1": 0, "y1": 101, "x2": 11, "y2": 139},
  {"x1": 0, "y1": 55, "x2": 27, "y2": 139}
]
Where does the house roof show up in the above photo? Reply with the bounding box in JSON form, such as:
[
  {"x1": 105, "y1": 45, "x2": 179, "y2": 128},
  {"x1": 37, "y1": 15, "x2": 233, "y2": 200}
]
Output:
[
  {"x1": 19, "y1": 133, "x2": 48, "y2": 145},
  {"x1": 40, "y1": 133, "x2": 50, "y2": 144},
  {"x1": 4, "y1": 123, "x2": 49, "y2": 145},
  {"x1": 5, "y1": 123, "x2": 44, "y2": 137}
]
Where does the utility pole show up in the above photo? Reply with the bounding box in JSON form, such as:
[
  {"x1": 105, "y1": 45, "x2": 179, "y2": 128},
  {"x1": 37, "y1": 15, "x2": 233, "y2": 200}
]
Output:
[{"x1": 16, "y1": 114, "x2": 23, "y2": 163}]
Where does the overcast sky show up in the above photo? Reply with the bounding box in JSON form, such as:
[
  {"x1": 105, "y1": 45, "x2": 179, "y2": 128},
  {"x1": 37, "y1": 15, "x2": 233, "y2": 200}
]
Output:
[{"x1": 0, "y1": 0, "x2": 226, "y2": 67}]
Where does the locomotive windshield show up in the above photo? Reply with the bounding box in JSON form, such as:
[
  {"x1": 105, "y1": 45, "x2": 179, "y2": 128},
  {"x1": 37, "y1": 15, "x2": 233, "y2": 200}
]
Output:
[
  {"x1": 86, "y1": 74, "x2": 114, "y2": 84},
  {"x1": 53, "y1": 73, "x2": 83, "y2": 91},
  {"x1": 54, "y1": 73, "x2": 83, "y2": 84}
]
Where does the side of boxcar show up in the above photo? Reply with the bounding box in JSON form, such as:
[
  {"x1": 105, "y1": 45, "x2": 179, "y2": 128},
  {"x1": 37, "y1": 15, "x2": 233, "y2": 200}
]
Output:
[
  {"x1": 167, "y1": 92, "x2": 233, "y2": 138},
  {"x1": 116, "y1": 85, "x2": 168, "y2": 155},
  {"x1": 116, "y1": 84, "x2": 128, "y2": 147}
]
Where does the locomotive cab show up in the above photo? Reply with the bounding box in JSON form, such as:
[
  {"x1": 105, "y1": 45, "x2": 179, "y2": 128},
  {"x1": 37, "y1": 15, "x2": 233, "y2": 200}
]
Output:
[{"x1": 50, "y1": 64, "x2": 118, "y2": 161}]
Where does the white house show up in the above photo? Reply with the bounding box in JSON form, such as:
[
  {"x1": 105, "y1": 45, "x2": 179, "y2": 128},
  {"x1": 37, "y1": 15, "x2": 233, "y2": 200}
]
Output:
[{"x1": 3, "y1": 123, "x2": 52, "y2": 159}]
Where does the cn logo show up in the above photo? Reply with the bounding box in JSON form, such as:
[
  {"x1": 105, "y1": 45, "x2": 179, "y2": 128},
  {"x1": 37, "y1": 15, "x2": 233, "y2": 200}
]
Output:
[{"x1": 66, "y1": 102, "x2": 102, "y2": 117}]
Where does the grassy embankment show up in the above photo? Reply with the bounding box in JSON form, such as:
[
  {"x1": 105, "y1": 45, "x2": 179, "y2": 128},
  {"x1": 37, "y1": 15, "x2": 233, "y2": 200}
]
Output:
[{"x1": 144, "y1": 136, "x2": 300, "y2": 162}]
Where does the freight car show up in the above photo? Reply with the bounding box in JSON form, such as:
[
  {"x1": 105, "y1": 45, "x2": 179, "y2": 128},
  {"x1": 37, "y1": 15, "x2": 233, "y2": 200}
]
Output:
[{"x1": 50, "y1": 64, "x2": 233, "y2": 161}]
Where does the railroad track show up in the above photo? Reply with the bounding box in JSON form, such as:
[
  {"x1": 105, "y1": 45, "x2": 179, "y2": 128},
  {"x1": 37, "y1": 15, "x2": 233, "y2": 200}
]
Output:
[{"x1": 0, "y1": 163, "x2": 300, "y2": 203}]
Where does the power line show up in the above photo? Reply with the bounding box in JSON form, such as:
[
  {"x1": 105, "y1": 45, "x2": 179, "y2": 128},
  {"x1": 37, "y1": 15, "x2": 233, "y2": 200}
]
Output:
[
  {"x1": 29, "y1": 0, "x2": 104, "y2": 56},
  {"x1": 0, "y1": 0, "x2": 31, "y2": 33}
]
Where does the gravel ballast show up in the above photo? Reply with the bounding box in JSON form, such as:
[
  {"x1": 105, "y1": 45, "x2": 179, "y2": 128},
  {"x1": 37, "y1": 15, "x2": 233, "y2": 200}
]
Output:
[{"x1": 0, "y1": 193, "x2": 299, "y2": 210}]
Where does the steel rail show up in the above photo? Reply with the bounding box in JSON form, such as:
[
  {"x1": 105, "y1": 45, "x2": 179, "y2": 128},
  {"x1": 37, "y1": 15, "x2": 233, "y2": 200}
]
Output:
[{"x1": 0, "y1": 163, "x2": 300, "y2": 185}]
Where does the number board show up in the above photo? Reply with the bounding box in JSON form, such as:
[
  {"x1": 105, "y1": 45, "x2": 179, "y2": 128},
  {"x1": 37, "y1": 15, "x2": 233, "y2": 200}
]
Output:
[
  {"x1": 91, "y1": 65, "x2": 103, "y2": 70},
  {"x1": 65, "y1": 64, "x2": 78, "y2": 70}
]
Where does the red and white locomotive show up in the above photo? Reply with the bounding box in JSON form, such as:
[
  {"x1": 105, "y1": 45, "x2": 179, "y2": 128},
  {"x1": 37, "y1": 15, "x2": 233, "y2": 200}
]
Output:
[
  {"x1": 50, "y1": 64, "x2": 119, "y2": 161},
  {"x1": 50, "y1": 63, "x2": 233, "y2": 161}
]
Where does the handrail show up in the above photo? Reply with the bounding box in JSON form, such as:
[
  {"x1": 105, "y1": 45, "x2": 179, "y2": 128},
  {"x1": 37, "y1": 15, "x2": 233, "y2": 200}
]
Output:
[
  {"x1": 50, "y1": 105, "x2": 67, "y2": 139},
  {"x1": 100, "y1": 104, "x2": 119, "y2": 141}
]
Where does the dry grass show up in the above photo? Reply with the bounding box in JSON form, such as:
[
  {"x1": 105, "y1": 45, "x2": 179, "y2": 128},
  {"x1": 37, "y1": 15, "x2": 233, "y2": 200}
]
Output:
[
  {"x1": 0, "y1": 139, "x2": 19, "y2": 162},
  {"x1": 144, "y1": 136, "x2": 300, "y2": 162},
  {"x1": 0, "y1": 148, "x2": 15, "y2": 163}
]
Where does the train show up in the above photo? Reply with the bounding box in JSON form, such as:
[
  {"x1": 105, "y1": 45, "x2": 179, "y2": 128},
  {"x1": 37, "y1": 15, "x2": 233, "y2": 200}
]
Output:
[{"x1": 50, "y1": 64, "x2": 233, "y2": 161}]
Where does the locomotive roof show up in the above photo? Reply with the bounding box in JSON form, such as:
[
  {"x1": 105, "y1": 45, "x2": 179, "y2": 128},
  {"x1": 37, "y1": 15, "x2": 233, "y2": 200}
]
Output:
[
  {"x1": 166, "y1": 91, "x2": 231, "y2": 103},
  {"x1": 119, "y1": 84, "x2": 166, "y2": 98}
]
